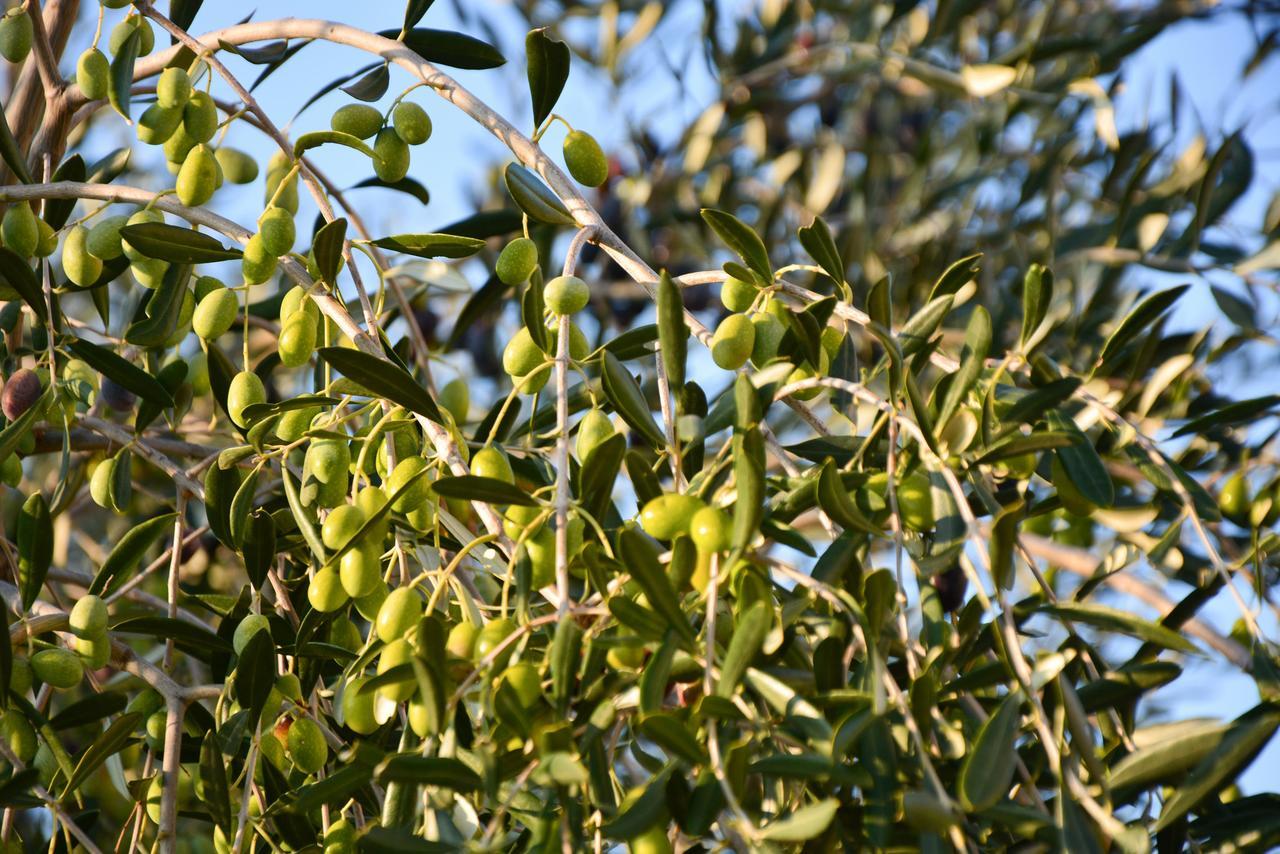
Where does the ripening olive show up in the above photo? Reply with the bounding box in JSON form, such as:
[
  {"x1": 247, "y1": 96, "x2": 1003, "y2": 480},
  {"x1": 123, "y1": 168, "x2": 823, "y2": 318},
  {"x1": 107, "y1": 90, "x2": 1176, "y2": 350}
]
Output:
[
  {"x1": 156, "y1": 67, "x2": 191, "y2": 109},
  {"x1": 563, "y1": 130, "x2": 608, "y2": 187},
  {"x1": 1, "y1": 369, "x2": 42, "y2": 421},
  {"x1": 31, "y1": 648, "x2": 83, "y2": 691},
  {"x1": 639, "y1": 493, "x2": 707, "y2": 541},
  {"x1": 689, "y1": 505, "x2": 731, "y2": 553},
  {"x1": 331, "y1": 104, "x2": 383, "y2": 140},
  {"x1": 932, "y1": 564, "x2": 968, "y2": 613},
  {"x1": 711, "y1": 313, "x2": 755, "y2": 370},
  {"x1": 62, "y1": 225, "x2": 103, "y2": 286},
  {"x1": 545, "y1": 275, "x2": 590, "y2": 315},
  {"x1": 308, "y1": 567, "x2": 348, "y2": 613},
  {"x1": 373, "y1": 127, "x2": 410, "y2": 182},
  {"x1": 392, "y1": 102, "x2": 431, "y2": 145},
  {"x1": 193, "y1": 286, "x2": 239, "y2": 341},
  {"x1": 278, "y1": 311, "x2": 317, "y2": 368},
  {"x1": 340, "y1": 544, "x2": 382, "y2": 599},
  {"x1": 258, "y1": 206, "x2": 295, "y2": 256},
  {"x1": 241, "y1": 234, "x2": 278, "y2": 285},
  {"x1": 69, "y1": 594, "x2": 108, "y2": 639},
  {"x1": 183, "y1": 91, "x2": 217, "y2": 143},
  {"x1": 0, "y1": 8, "x2": 33, "y2": 64},
  {"x1": 176, "y1": 144, "x2": 218, "y2": 206},
  {"x1": 227, "y1": 370, "x2": 266, "y2": 428},
  {"x1": 720, "y1": 276, "x2": 759, "y2": 312},
  {"x1": 496, "y1": 238, "x2": 539, "y2": 285},
  {"x1": 2, "y1": 202, "x2": 38, "y2": 258},
  {"x1": 286, "y1": 717, "x2": 327, "y2": 774},
  {"x1": 77, "y1": 48, "x2": 110, "y2": 100},
  {"x1": 215, "y1": 147, "x2": 259, "y2": 184}
]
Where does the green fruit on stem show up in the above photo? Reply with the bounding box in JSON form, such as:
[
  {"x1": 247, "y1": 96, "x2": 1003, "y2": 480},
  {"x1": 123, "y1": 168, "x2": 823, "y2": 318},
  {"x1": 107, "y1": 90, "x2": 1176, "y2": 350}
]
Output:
[
  {"x1": 353, "y1": 580, "x2": 388, "y2": 622},
  {"x1": 0, "y1": 712, "x2": 36, "y2": 764},
  {"x1": 342, "y1": 677, "x2": 379, "y2": 735},
  {"x1": 156, "y1": 67, "x2": 191, "y2": 109},
  {"x1": 499, "y1": 662, "x2": 543, "y2": 709},
  {"x1": 1218, "y1": 472, "x2": 1250, "y2": 522},
  {"x1": 576, "y1": 409, "x2": 615, "y2": 462},
  {"x1": 86, "y1": 214, "x2": 128, "y2": 260},
  {"x1": 750, "y1": 312, "x2": 786, "y2": 365},
  {"x1": 62, "y1": 225, "x2": 103, "y2": 286},
  {"x1": 77, "y1": 48, "x2": 110, "y2": 100},
  {"x1": 192, "y1": 286, "x2": 239, "y2": 341},
  {"x1": 340, "y1": 544, "x2": 382, "y2": 598},
  {"x1": 215, "y1": 147, "x2": 259, "y2": 184},
  {"x1": 31, "y1": 648, "x2": 83, "y2": 690},
  {"x1": 563, "y1": 129, "x2": 608, "y2": 187},
  {"x1": 2, "y1": 202, "x2": 38, "y2": 258},
  {"x1": 896, "y1": 473, "x2": 934, "y2": 531},
  {"x1": 388, "y1": 456, "x2": 432, "y2": 512},
  {"x1": 258, "y1": 206, "x2": 295, "y2": 256},
  {"x1": 544, "y1": 275, "x2": 590, "y2": 315},
  {"x1": 446, "y1": 622, "x2": 478, "y2": 660},
  {"x1": 89, "y1": 457, "x2": 116, "y2": 510},
  {"x1": 439, "y1": 378, "x2": 469, "y2": 424},
  {"x1": 0, "y1": 454, "x2": 21, "y2": 488},
  {"x1": 627, "y1": 825, "x2": 674, "y2": 854},
  {"x1": 278, "y1": 311, "x2": 317, "y2": 368},
  {"x1": 322, "y1": 504, "x2": 366, "y2": 551},
  {"x1": 69, "y1": 594, "x2": 108, "y2": 639},
  {"x1": 526, "y1": 528, "x2": 555, "y2": 589},
  {"x1": 392, "y1": 101, "x2": 432, "y2": 145},
  {"x1": 308, "y1": 567, "x2": 348, "y2": 613},
  {"x1": 264, "y1": 150, "x2": 299, "y2": 213},
  {"x1": 373, "y1": 128, "x2": 410, "y2": 182},
  {"x1": 136, "y1": 102, "x2": 183, "y2": 145},
  {"x1": 75, "y1": 635, "x2": 111, "y2": 669},
  {"x1": 183, "y1": 91, "x2": 218, "y2": 143},
  {"x1": 356, "y1": 485, "x2": 390, "y2": 542},
  {"x1": 720, "y1": 276, "x2": 758, "y2": 312},
  {"x1": 233, "y1": 614, "x2": 271, "y2": 655},
  {"x1": 176, "y1": 144, "x2": 218, "y2": 206},
  {"x1": 227, "y1": 370, "x2": 266, "y2": 428},
  {"x1": 496, "y1": 238, "x2": 539, "y2": 285},
  {"x1": 8, "y1": 658, "x2": 31, "y2": 696},
  {"x1": 331, "y1": 103, "x2": 383, "y2": 140},
  {"x1": 375, "y1": 638, "x2": 416, "y2": 703},
  {"x1": 307, "y1": 437, "x2": 351, "y2": 485},
  {"x1": 164, "y1": 123, "x2": 196, "y2": 164},
  {"x1": 689, "y1": 505, "x2": 731, "y2": 553},
  {"x1": 471, "y1": 445, "x2": 514, "y2": 483},
  {"x1": 241, "y1": 234, "x2": 278, "y2": 285},
  {"x1": 287, "y1": 717, "x2": 327, "y2": 774},
  {"x1": 474, "y1": 618, "x2": 517, "y2": 669},
  {"x1": 109, "y1": 16, "x2": 153, "y2": 56},
  {"x1": 375, "y1": 587, "x2": 422, "y2": 644},
  {"x1": 711, "y1": 313, "x2": 755, "y2": 370},
  {"x1": 34, "y1": 218, "x2": 56, "y2": 257},
  {"x1": 502, "y1": 327, "x2": 546, "y2": 378},
  {"x1": 639, "y1": 493, "x2": 707, "y2": 541},
  {"x1": 0, "y1": 8, "x2": 33, "y2": 64}
]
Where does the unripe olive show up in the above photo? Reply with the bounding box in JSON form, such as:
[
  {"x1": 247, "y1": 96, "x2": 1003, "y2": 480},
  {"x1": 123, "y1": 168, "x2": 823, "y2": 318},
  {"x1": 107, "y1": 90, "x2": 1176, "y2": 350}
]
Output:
[
  {"x1": 144, "y1": 775, "x2": 163, "y2": 825},
  {"x1": 374, "y1": 638, "x2": 416, "y2": 703},
  {"x1": 502, "y1": 504, "x2": 541, "y2": 540},
  {"x1": 77, "y1": 48, "x2": 110, "y2": 100},
  {"x1": 31, "y1": 648, "x2": 83, "y2": 690},
  {"x1": 156, "y1": 67, "x2": 191, "y2": 109},
  {"x1": 639, "y1": 493, "x2": 707, "y2": 541},
  {"x1": 75, "y1": 634, "x2": 111, "y2": 669},
  {"x1": 896, "y1": 472, "x2": 934, "y2": 531},
  {"x1": 438, "y1": 378, "x2": 469, "y2": 424},
  {"x1": 711, "y1": 313, "x2": 755, "y2": 370},
  {"x1": 1, "y1": 369, "x2": 42, "y2": 421},
  {"x1": 0, "y1": 712, "x2": 37, "y2": 765},
  {"x1": 785, "y1": 356, "x2": 827, "y2": 401},
  {"x1": 750, "y1": 312, "x2": 786, "y2": 365},
  {"x1": 499, "y1": 662, "x2": 543, "y2": 709},
  {"x1": 90, "y1": 457, "x2": 116, "y2": 510},
  {"x1": 563, "y1": 130, "x2": 608, "y2": 187},
  {"x1": 69, "y1": 594, "x2": 109, "y2": 639},
  {"x1": 495, "y1": 238, "x2": 539, "y2": 285},
  {"x1": 131, "y1": 257, "x2": 168, "y2": 289},
  {"x1": 1, "y1": 202, "x2": 38, "y2": 258},
  {"x1": 331, "y1": 104, "x2": 383, "y2": 140},
  {"x1": 308, "y1": 567, "x2": 348, "y2": 613},
  {"x1": 325, "y1": 819, "x2": 357, "y2": 852},
  {"x1": 258, "y1": 206, "x2": 295, "y2": 256},
  {"x1": 392, "y1": 101, "x2": 431, "y2": 145},
  {"x1": 627, "y1": 825, "x2": 674, "y2": 854},
  {"x1": 8, "y1": 657, "x2": 31, "y2": 696},
  {"x1": 474, "y1": 618, "x2": 517, "y2": 669},
  {"x1": 373, "y1": 128, "x2": 410, "y2": 182},
  {"x1": 86, "y1": 214, "x2": 129, "y2": 260},
  {"x1": 720, "y1": 276, "x2": 759, "y2": 312},
  {"x1": 62, "y1": 225, "x2": 102, "y2": 287},
  {"x1": 689, "y1": 505, "x2": 731, "y2": 553},
  {"x1": 544, "y1": 275, "x2": 590, "y2": 315},
  {"x1": 187, "y1": 352, "x2": 211, "y2": 397},
  {"x1": 471, "y1": 445, "x2": 514, "y2": 483},
  {"x1": 446, "y1": 621, "x2": 478, "y2": 660},
  {"x1": 322, "y1": 504, "x2": 366, "y2": 551},
  {"x1": 279, "y1": 285, "x2": 318, "y2": 323},
  {"x1": 227, "y1": 370, "x2": 266, "y2": 428},
  {"x1": 275, "y1": 405, "x2": 316, "y2": 443},
  {"x1": 388, "y1": 457, "x2": 431, "y2": 512},
  {"x1": 215, "y1": 147, "x2": 259, "y2": 184},
  {"x1": 164, "y1": 123, "x2": 197, "y2": 166},
  {"x1": 526, "y1": 528, "x2": 555, "y2": 589},
  {"x1": 193, "y1": 286, "x2": 239, "y2": 340},
  {"x1": 353, "y1": 580, "x2": 388, "y2": 622},
  {"x1": 502, "y1": 327, "x2": 546, "y2": 379},
  {"x1": 183, "y1": 91, "x2": 218, "y2": 143},
  {"x1": 233, "y1": 613, "x2": 271, "y2": 656},
  {"x1": 109, "y1": 16, "x2": 153, "y2": 56},
  {"x1": 286, "y1": 717, "x2": 327, "y2": 774},
  {"x1": 264, "y1": 150, "x2": 299, "y2": 214},
  {"x1": 1218, "y1": 472, "x2": 1250, "y2": 523},
  {"x1": 0, "y1": 454, "x2": 21, "y2": 488},
  {"x1": 34, "y1": 218, "x2": 56, "y2": 257},
  {"x1": 342, "y1": 677, "x2": 379, "y2": 735},
  {"x1": 136, "y1": 102, "x2": 183, "y2": 145},
  {"x1": 576, "y1": 409, "x2": 615, "y2": 462},
  {"x1": 307, "y1": 437, "x2": 351, "y2": 485},
  {"x1": 0, "y1": 8, "x2": 33, "y2": 64},
  {"x1": 177, "y1": 144, "x2": 219, "y2": 206},
  {"x1": 375, "y1": 587, "x2": 422, "y2": 643},
  {"x1": 278, "y1": 311, "x2": 317, "y2": 368},
  {"x1": 355, "y1": 486, "x2": 390, "y2": 541},
  {"x1": 340, "y1": 544, "x2": 382, "y2": 598},
  {"x1": 241, "y1": 234, "x2": 278, "y2": 285}
]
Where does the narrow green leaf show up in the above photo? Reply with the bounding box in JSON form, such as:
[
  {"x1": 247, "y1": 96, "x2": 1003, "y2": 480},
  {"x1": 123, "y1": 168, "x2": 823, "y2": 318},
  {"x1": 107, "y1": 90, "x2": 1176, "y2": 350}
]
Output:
[
  {"x1": 655, "y1": 271, "x2": 687, "y2": 394},
  {"x1": 716, "y1": 601, "x2": 770, "y2": 697},
  {"x1": 293, "y1": 131, "x2": 377, "y2": 162},
  {"x1": 66, "y1": 339, "x2": 173, "y2": 409},
  {"x1": 388, "y1": 28, "x2": 507, "y2": 70},
  {"x1": 990, "y1": 499, "x2": 1023, "y2": 591},
  {"x1": 0, "y1": 98, "x2": 33, "y2": 183},
  {"x1": 318, "y1": 346, "x2": 442, "y2": 423},
  {"x1": 1039, "y1": 602, "x2": 1199, "y2": 653},
  {"x1": 0, "y1": 248, "x2": 48, "y2": 323},
  {"x1": 526, "y1": 28, "x2": 570, "y2": 130},
  {"x1": 17, "y1": 493, "x2": 52, "y2": 610},
  {"x1": 1172, "y1": 394, "x2": 1280, "y2": 438},
  {"x1": 62, "y1": 712, "x2": 142, "y2": 797},
  {"x1": 601, "y1": 351, "x2": 666, "y2": 448},
  {"x1": 759, "y1": 798, "x2": 839, "y2": 842},
  {"x1": 929, "y1": 253, "x2": 981, "y2": 301},
  {"x1": 234, "y1": 629, "x2": 276, "y2": 727},
  {"x1": 118, "y1": 224, "x2": 242, "y2": 263},
  {"x1": 1095, "y1": 285, "x2": 1190, "y2": 370},
  {"x1": 1110, "y1": 720, "x2": 1230, "y2": 793},
  {"x1": 958, "y1": 692, "x2": 1022, "y2": 811},
  {"x1": 1047, "y1": 411, "x2": 1114, "y2": 507},
  {"x1": 89, "y1": 512, "x2": 179, "y2": 596},
  {"x1": 1019, "y1": 264, "x2": 1052, "y2": 348},
  {"x1": 370, "y1": 233, "x2": 484, "y2": 259},
  {"x1": 700, "y1": 209, "x2": 771, "y2": 281},
  {"x1": 797, "y1": 217, "x2": 845, "y2": 290},
  {"x1": 108, "y1": 29, "x2": 141, "y2": 119},
  {"x1": 937, "y1": 306, "x2": 991, "y2": 430},
  {"x1": 504, "y1": 163, "x2": 575, "y2": 226},
  {"x1": 638, "y1": 712, "x2": 706, "y2": 766},
  {"x1": 110, "y1": 616, "x2": 231, "y2": 652},
  {"x1": 376, "y1": 755, "x2": 482, "y2": 790},
  {"x1": 430, "y1": 475, "x2": 539, "y2": 507},
  {"x1": 126, "y1": 263, "x2": 191, "y2": 348},
  {"x1": 618, "y1": 530, "x2": 696, "y2": 646}
]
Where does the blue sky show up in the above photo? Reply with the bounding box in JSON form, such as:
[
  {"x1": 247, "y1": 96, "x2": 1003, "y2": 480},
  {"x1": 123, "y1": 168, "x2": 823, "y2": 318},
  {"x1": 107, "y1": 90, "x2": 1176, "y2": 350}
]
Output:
[{"x1": 70, "y1": 0, "x2": 1279, "y2": 797}]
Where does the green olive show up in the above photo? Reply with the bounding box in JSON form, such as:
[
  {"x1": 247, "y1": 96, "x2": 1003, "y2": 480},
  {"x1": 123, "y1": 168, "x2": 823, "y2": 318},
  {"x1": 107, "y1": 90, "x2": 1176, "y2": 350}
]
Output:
[
  {"x1": 62, "y1": 225, "x2": 103, "y2": 287},
  {"x1": 502, "y1": 327, "x2": 546, "y2": 379},
  {"x1": 576, "y1": 409, "x2": 615, "y2": 462},
  {"x1": 233, "y1": 614, "x2": 271, "y2": 656},
  {"x1": 439, "y1": 378, "x2": 469, "y2": 424},
  {"x1": 689, "y1": 505, "x2": 731, "y2": 553},
  {"x1": 544, "y1": 275, "x2": 590, "y2": 315},
  {"x1": 1, "y1": 202, "x2": 38, "y2": 258},
  {"x1": 392, "y1": 101, "x2": 432, "y2": 145},
  {"x1": 563, "y1": 130, "x2": 608, "y2": 187},
  {"x1": 227, "y1": 370, "x2": 266, "y2": 428},
  {"x1": 388, "y1": 457, "x2": 432, "y2": 512},
  {"x1": 69, "y1": 594, "x2": 108, "y2": 639},
  {"x1": 720, "y1": 276, "x2": 759, "y2": 312},
  {"x1": 278, "y1": 311, "x2": 317, "y2": 368},
  {"x1": 0, "y1": 712, "x2": 36, "y2": 764},
  {"x1": 526, "y1": 528, "x2": 555, "y2": 589},
  {"x1": 499, "y1": 662, "x2": 543, "y2": 709},
  {"x1": 241, "y1": 234, "x2": 278, "y2": 285},
  {"x1": 75, "y1": 634, "x2": 111, "y2": 669},
  {"x1": 373, "y1": 128, "x2": 411, "y2": 182},
  {"x1": 471, "y1": 445, "x2": 514, "y2": 483},
  {"x1": 353, "y1": 580, "x2": 389, "y2": 622},
  {"x1": 264, "y1": 150, "x2": 299, "y2": 214},
  {"x1": 711, "y1": 313, "x2": 755, "y2": 370},
  {"x1": 8, "y1": 657, "x2": 31, "y2": 696},
  {"x1": 750, "y1": 312, "x2": 786, "y2": 365},
  {"x1": 639, "y1": 493, "x2": 707, "y2": 541},
  {"x1": 31, "y1": 648, "x2": 84, "y2": 691},
  {"x1": 0, "y1": 8, "x2": 32, "y2": 64},
  {"x1": 331, "y1": 103, "x2": 383, "y2": 140},
  {"x1": 474, "y1": 617, "x2": 517, "y2": 668},
  {"x1": 136, "y1": 102, "x2": 183, "y2": 146},
  {"x1": 86, "y1": 214, "x2": 128, "y2": 260},
  {"x1": 34, "y1": 218, "x2": 56, "y2": 257},
  {"x1": 276, "y1": 405, "x2": 315, "y2": 443},
  {"x1": 502, "y1": 503, "x2": 542, "y2": 540},
  {"x1": 258, "y1": 206, "x2": 295, "y2": 256},
  {"x1": 896, "y1": 473, "x2": 934, "y2": 532},
  {"x1": 192, "y1": 286, "x2": 239, "y2": 340},
  {"x1": 446, "y1": 622, "x2": 478, "y2": 660},
  {"x1": 183, "y1": 91, "x2": 217, "y2": 143},
  {"x1": 341, "y1": 677, "x2": 380, "y2": 735},
  {"x1": 495, "y1": 238, "x2": 539, "y2": 285},
  {"x1": 215, "y1": 147, "x2": 259, "y2": 184},
  {"x1": 156, "y1": 67, "x2": 191, "y2": 109},
  {"x1": 376, "y1": 638, "x2": 416, "y2": 703},
  {"x1": 307, "y1": 567, "x2": 348, "y2": 613},
  {"x1": 306, "y1": 437, "x2": 351, "y2": 485},
  {"x1": 76, "y1": 48, "x2": 110, "y2": 100},
  {"x1": 340, "y1": 544, "x2": 383, "y2": 599},
  {"x1": 1218, "y1": 472, "x2": 1250, "y2": 523},
  {"x1": 627, "y1": 825, "x2": 674, "y2": 854},
  {"x1": 286, "y1": 717, "x2": 327, "y2": 774},
  {"x1": 375, "y1": 587, "x2": 423, "y2": 644},
  {"x1": 176, "y1": 144, "x2": 218, "y2": 206},
  {"x1": 109, "y1": 15, "x2": 153, "y2": 56},
  {"x1": 356, "y1": 485, "x2": 390, "y2": 543},
  {"x1": 322, "y1": 504, "x2": 366, "y2": 551}
]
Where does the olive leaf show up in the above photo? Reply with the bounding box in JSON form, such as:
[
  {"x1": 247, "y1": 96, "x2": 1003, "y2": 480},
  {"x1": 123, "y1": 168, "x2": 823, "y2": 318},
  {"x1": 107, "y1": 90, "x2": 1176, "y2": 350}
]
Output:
[
  {"x1": 505, "y1": 163, "x2": 575, "y2": 225},
  {"x1": 370, "y1": 233, "x2": 484, "y2": 259},
  {"x1": 526, "y1": 28, "x2": 570, "y2": 130},
  {"x1": 385, "y1": 28, "x2": 506, "y2": 70},
  {"x1": 117, "y1": 224, "x2": 242, "y2": 263},
  {"x1": 317, "y1": 346, "x2": 442, "y2": 423},
  {"x1": 701, "y1": 208, "x2": 771, "y2": 281},
  {"x1": 66, "y1": 339, "x2": 173, "y2": 409}
]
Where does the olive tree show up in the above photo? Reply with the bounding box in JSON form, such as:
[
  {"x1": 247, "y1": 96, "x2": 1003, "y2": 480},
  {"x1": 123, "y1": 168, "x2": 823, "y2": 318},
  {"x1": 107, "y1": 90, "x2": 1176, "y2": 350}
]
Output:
[{"x1": 0, "y1": 0, "x2": 1276, "y2": 850}]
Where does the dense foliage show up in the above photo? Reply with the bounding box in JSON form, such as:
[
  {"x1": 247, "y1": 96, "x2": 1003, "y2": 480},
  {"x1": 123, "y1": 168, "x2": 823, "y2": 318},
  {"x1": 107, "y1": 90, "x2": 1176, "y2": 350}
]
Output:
[{"x1": 0, "y1": 0, "x2": 1277, "y2": 851}]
